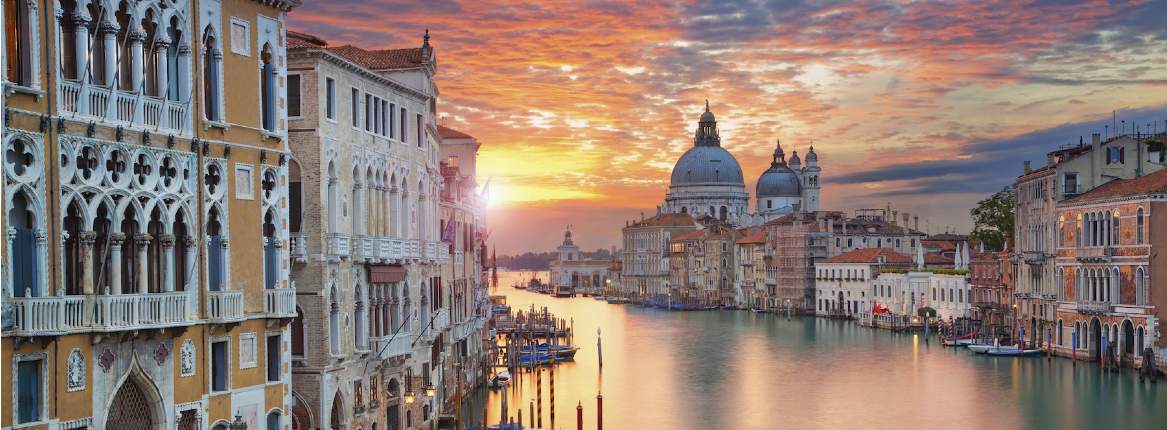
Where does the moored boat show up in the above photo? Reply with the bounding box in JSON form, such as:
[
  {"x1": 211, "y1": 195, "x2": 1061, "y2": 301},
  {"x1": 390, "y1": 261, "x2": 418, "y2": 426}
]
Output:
[{"x1": 985, "y1": 347, "x2": 1042, "y2": 356}]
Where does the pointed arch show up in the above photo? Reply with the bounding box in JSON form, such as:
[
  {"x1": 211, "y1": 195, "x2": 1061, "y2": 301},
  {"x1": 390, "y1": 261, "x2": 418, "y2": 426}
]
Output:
[{"x1": 102, "y1": 358, "x2": 165, "y2": 430}]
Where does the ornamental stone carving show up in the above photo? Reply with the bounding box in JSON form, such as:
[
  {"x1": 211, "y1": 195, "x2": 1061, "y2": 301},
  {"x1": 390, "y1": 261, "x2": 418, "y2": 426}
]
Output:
[
  {"x1": 180, "y1": 340, "x2": 196, "y2": 377},
  {"x1": 66, "y1": 348, "x2": 86, "y2": 391}
]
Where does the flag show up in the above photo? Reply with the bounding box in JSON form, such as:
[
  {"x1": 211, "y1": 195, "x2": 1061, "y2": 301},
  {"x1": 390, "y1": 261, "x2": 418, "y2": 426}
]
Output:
[{"x1": 442, "y1": 219, "x2": 457, "y2": 244}]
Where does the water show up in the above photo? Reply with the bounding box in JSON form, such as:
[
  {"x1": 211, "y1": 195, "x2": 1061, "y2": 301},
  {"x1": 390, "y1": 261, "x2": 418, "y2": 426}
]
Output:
[{"x1": 470, "y1": 272, "x2": 1164, "y2": 430}]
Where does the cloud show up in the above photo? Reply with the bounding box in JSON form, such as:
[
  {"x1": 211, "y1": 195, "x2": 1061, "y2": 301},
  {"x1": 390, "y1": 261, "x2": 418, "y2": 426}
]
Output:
[{"x1": 287, "y1": 0, "x2": 1167, "y2": 254}]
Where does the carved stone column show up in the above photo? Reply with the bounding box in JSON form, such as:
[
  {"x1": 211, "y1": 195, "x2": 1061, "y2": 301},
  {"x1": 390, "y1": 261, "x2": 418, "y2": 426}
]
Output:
[
  {"x1": 161, "y1": 234, "x2": 176, "y2": 292},
  {"x1": 176, "y1": 42, "x2": 192, "y2": 102},
  {"x1": 109, "y1": 233, "x2": 125, "y2": 294},
  {"x1": 71, "y1": 13, "x2": 90, "y2": 82},
  {"x1": 183, "y1": 237, "x2": 197, "y2": 289},
  {"x1": 128, "y1": 29, "x2": 145, "y2": 92},
  {"x1": 99, "y1": 20, "x2": 117, "y2": 86},
  {"x1": 136, "y1": 233, "x2": 152, "y2": 294},
  {"x1": 154, "y1": 40, "x2": 170, "y2": 98},
  {"x1": 80, "y1": 231, "x2": 97, "y2": 295}
]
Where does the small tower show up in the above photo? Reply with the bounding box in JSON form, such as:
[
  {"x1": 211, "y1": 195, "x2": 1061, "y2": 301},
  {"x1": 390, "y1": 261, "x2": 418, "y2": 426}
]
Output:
[{"x1": 803, "y1": 146, "x2": 821, "y2": 212}]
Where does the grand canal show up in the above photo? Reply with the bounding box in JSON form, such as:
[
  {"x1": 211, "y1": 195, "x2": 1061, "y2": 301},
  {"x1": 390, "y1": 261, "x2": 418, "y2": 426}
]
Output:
[{"x1": 468, "y1": 272, "x2": 1164, "y2": 430}]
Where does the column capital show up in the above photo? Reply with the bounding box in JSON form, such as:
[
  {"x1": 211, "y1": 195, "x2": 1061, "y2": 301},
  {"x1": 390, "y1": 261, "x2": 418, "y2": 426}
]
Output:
[
  {"x1": 136, "y1": 233, "x2": 153, "y2": 243},
  {"x1": 160, "y1": 234, "x2": 177, "y2": 247},
  {"x1": 110, "y1": 232, "x2": 126, "y2": 245},
  {"x1": 128, "y1": 29, "x2": 147, "y2": 42},
  {"x1": 177, "y1": 42, "x2": 192, "y2": 55},
  {"x1": 184, "y1": 236, "x2": 198, "y2": 248},
  {"x1": 80, "y1": 231, "x2": 98, "y2": 245}
]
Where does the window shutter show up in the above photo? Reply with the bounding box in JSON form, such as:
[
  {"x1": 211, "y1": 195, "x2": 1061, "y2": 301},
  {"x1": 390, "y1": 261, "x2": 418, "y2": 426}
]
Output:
[
  {"x1": 208, "y1": 236, "x2": 222, "y2": 291},
  {"x1": 17, "y1": 360, "x2": 40, "y2": 423},
  {"x1": 14, "y1": 228, "x2": 38, "y2": 297},
  {"x1": 264, "y1": 239, "x2": 277, "y2": 289}
]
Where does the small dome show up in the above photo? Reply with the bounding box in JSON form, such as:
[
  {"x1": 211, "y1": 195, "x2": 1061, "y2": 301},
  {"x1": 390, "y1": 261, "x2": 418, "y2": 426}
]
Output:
[
  {"x1": 756, "y1": 165, "x2": 802, "y2": 197},
  {"x1": 806, "y1": 146, "x2": 818, "y2": 162},
  {"x1": 789, "y1": 151, "x2": 801, "y2": 167}
]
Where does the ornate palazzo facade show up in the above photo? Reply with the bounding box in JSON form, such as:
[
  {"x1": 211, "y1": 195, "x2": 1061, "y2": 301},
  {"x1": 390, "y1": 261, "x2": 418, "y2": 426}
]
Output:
[{"x1": 3, "y1": 0, "x2": 301, "y2": 429}]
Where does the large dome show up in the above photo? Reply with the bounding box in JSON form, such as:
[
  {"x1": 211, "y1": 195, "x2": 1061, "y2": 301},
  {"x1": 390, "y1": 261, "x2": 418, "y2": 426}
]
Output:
[
  {"x1": 756, "y1": 165, "x2": 801, "y2": 197},
  {"x1": 669, "y1": 146, "x2": 746, "y2": 187}
]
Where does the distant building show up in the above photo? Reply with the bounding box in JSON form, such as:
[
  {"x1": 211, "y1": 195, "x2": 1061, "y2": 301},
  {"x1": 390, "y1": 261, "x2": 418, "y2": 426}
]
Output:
[
  {"x1": 549, "y1": 228, "x2": 613, "y2": 294},
  {"x1": 734, "y1": 227, "x2": 768, "y2": 308},
  {"x1": 970, "y1": 251, "x2": 1015, "y2": 339},
  {"x1": 667, "y1": 222, "x2": 739, "y2": 307},
  {"x1": 764, "y1": 212, "x2": 834, "y2": 312},
  {"x1": 620, "y1": 213, "x2": 699, "y2": 302}
]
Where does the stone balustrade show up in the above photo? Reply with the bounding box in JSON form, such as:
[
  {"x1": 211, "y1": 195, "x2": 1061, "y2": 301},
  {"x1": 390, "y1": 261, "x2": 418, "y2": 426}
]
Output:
[{"x1": 206, "y1": 290, "x2": 245, "y2": 323}]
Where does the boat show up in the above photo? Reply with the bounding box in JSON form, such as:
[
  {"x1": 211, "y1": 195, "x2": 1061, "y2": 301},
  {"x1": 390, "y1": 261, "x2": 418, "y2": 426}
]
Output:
[
  {"x1": 518, "y1": 343, "x2": 580, "y2": 360},
  {"x1": 489, "y1": 370, "x2": 511, "y2": 389},
  {"x1": 514, "y1": 282, "x2": 526, "y2": 290},
  {"x1": 606, "y1": 296, "x2": 629, "y2": 304},
  {"x1": 985, "y1": 347, "x2": 1043, "y2": 357},
  {"x1": 593, "y1": 295, "x2": 607, "y2": 301},
  {"x1": 517, "y1": 352, "x2": 554, "y2": 366},
  {"x1": 554, "y1": 285, "x2": 575, "y2": 297}
]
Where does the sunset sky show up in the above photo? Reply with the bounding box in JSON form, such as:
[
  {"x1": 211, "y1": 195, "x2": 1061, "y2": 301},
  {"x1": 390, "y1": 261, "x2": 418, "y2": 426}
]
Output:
[{"x1": 290, "y1": 0, "x2": 1167, "y2": 255}]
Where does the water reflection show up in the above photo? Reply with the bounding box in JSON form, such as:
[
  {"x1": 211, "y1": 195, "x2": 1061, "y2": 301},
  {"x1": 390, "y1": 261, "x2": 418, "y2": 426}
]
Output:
[{"x1": 469, "y1": 272, "x2": 1163, "y2": 430}]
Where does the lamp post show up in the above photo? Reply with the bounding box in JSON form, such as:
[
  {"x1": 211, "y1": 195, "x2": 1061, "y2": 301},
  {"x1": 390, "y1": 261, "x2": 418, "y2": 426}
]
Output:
[{"x1": 229, "y1": 412, "x2": 247, "y2": 430}]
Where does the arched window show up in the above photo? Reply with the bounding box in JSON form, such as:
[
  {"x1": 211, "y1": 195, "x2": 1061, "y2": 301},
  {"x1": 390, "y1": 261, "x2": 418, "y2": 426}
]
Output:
[
  {"x1": 355, "y1": 282, "x2": 367, "y2": 350},
  {"x1": 207, "y1": 206, "x2": 225, "y2": 291},
  {"x1": 263, "y1": 209, "x2": 278, "y2": 289},
  {"x1": 165, "y1": 16, "x2": 182, "y2": 100},
  {"x1": 5, "y1": 0, "x2": 36, "y2": 85},
  {"x1": 267, "y1": 411, "x2": 281, "y2": 430},
  {"x1": 8, "y1": 192, "x2": 39, "y2": 296},
  {"x1": 1135, "y1": 267, "x2": 1148, "y2": 305},
  {"x1": 1136, "y1": 207, "x2": 1145, "y2": 244},
  {"x1": 327, "y1": 161, "x2": 338, "y2": 232},
  {"x1": 203, "y1": 26, "x2": 222, "y2": 121},
  {"x1": 260, "y1": 43, "x2": 276, "y2": 131},
  {"x1": 114, "y1": 2, "x2": 133, "y2": 90}
]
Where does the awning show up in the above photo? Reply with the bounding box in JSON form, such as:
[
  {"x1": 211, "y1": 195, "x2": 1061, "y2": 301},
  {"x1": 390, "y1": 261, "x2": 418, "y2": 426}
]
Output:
[{"x1": 368, "y1": 264, "x2": 406, "y2": 283}]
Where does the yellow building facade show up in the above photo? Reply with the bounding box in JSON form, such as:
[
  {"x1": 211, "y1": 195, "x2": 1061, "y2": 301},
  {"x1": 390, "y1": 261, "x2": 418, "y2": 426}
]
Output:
[{"x1": 2, "y1": 0, "x2": 300, "y2": 428}]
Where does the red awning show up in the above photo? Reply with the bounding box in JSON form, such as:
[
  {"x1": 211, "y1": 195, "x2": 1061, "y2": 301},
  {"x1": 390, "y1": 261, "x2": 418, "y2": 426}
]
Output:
[{"x1": 368, "y1": 265, "x2": 406, "y2": 283}]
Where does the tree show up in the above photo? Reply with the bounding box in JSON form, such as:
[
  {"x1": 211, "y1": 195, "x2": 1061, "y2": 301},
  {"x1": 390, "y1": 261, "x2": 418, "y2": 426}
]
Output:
[{"x1": 970, "y1": 187, "x2": 1014, "y2": 251}]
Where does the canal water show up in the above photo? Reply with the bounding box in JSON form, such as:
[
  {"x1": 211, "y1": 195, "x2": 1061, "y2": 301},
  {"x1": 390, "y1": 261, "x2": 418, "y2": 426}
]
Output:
[{"x1": 468, "y1": 271, "x2": 1164, "y2": 430}]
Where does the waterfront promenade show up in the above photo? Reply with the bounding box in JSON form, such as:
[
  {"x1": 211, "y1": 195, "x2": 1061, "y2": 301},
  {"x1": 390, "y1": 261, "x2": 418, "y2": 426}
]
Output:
[{"x1": 476, "y1": 272, "x2": 1165, "y2": 430}]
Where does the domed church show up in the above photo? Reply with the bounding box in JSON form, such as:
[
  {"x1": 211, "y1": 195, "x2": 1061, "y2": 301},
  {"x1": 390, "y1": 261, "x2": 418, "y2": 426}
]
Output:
[
  {"x1": 661, "y1": 102, "x2": 822, "y2": 225},
  {"x1": 662, "y1": 102, "x2": 751, "y2": 223}
]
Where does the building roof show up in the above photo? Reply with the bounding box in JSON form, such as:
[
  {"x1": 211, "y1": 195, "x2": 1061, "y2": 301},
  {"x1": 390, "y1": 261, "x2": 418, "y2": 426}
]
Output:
[
  {"x1": 823, "y1": 248, "x2": 912, "y2": 264},
  {"x1": 736, "y1": 229, "x2": 766, "y2": 244},
  {"x1": 287, "y1": 30, "x2": 326, "y2": 48},
  {"x1": 438, "y1": 125, "x2": 475, "y2": 140},
  {"x1": 1063, "y1": 168, "x2": 1167, "y2": 205},
  {"x1": 627, "y1": 212, "x2": 696, "y2": 228},
  {"x1": 671, "y1": 230, "x2": 707, "y2": 242},
  {"x1": 326, "y1": 45, "x2": 429, "y2": 71}
]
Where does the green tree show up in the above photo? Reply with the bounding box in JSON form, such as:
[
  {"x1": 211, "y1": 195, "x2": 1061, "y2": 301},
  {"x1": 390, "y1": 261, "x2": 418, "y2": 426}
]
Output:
[{"x1": 970, "y1": 187, "x2": 1014, "y2": 251}]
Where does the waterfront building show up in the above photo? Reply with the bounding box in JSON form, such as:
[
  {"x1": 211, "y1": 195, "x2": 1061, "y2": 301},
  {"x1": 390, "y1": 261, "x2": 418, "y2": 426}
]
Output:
[
  {"x1": 815, "y1": 248, "x2": 913, "y2": 318},
  {"x1": 620, "y1": 212, "x2": 698, "y2": 303},
  {"x1": 437, "y1": 125, "x2": 489, "y2": 416},
  {"x1": 549, "y1": 227, "x2": 613, "y2": 295},
  {"x1": 1052, "y1": 168, "x2": 1165, "y2": 366},
  {"x1": 667, "y1": 222, "x2": 739, "y2": 307},
  {"x1": 285, "y1": 30, "x2": 450, "y2": 430},
  {"x1": 2, "y1": 0, "x2": 300, "y2": 428},
  {"x1": 1015, "y1": 132, "x2": 1166, "y2": 351},
  {"x1": 969, "y1": 250, "x2": 1015, "y2": 339},
  {"x1": 870, "y1": 268, "x2": 971, "y2": 322},
  {"x1": 764, "y1": 212, "x2": 835, "y2": 313},
  {"x1": 734, "y1": 227, "x2": 767, "y2": 308}
]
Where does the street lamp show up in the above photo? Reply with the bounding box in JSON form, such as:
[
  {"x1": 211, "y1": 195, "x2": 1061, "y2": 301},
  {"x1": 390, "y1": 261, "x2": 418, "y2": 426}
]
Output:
[
  {"x1": 425, "y1": 383, "x2": 436, "y2": 398},
  {"x1": 404, "y1": 391, "x2": 416, "y2": 405},
  {"x1": 229, "y1": 412, "x2": 247, "y2": 430}
]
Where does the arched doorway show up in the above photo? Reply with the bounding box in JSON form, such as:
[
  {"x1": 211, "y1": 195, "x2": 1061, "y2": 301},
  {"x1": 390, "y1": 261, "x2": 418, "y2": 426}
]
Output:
[
  {"x1": 106, "y1": 368, "x2": 163, "y2": 430},
  {"x1": 1121, "y1": 320, "x2": 1135, "y2": 365},
  {"x1": 1090, "y1": 318, "x2": 1102, "y2": 361},
  {"x1": 330, "y1": 390, "x2": 346, "y2": 430}
]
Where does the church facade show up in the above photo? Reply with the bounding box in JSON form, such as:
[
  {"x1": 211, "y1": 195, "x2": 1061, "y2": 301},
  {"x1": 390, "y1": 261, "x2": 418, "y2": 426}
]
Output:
[{"x1": 661, "y1": 104, "x2": 822, "y2": 225}]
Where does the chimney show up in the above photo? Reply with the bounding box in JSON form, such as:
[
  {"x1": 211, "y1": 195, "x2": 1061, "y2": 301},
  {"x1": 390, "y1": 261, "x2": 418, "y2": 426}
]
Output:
[
  {"x1": 640, "y1": 212, "x2": 645, "y2": 222},
  {"x1": 913, "y1": 216, "x2": 919, "y2": 231},
  {"x1": 1023, "y1": 160, "x2": 1031, "y2": 174},
  {"x1": 1092, "y1": 133, "x2": 1101, "y2": 147}
]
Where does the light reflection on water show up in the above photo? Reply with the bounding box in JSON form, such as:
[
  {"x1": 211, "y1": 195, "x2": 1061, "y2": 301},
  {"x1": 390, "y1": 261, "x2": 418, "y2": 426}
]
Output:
[{"x1": 467, "y1": 272, "x2": 1164, "y2": 430}]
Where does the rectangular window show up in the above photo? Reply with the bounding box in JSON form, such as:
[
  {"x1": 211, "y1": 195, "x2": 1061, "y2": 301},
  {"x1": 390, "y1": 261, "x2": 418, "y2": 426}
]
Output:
[
  {"x1": 266, "y1": 334, "x2": 281, "y2": 382},
  {"x1": 381, "y1": 100, "x2": 389, "y2": 136},
  {"x1": 4, "y1": 0, "x2": 34, "y2": 85},
  {"x1": 325, "y1": 78, "x2": 335, "y2": 120},
  {"x1": 365, "y1": 93, "x2": 372, "y2": 132},
  {"x1": 211, "y1": 340, "x2": 229, "y2": 391},
  {"x1": 390, "y1": 103, "x2": 397, "y2": 139},
  {"x1": 1064, "y1": 173, "x2": 1078, "y2": 194},
  {"x1": 351, "y1": 88, "x2": 360, "y2": 127},
  {"x1": 400, "y1": 109, "x2": 408, "y2": 144},
  {"x1": 287, "y1": 74, "x2": 301, "y2": 118},
  {"x1": 240, "y1": 333, "x2": 257, "y2": 368},
  {"x1": 16, "y1": 359, "x2": 41, "y2": 424},
  {"x1": 417, "y1": 114, "x2": 423, "y2": 147}
]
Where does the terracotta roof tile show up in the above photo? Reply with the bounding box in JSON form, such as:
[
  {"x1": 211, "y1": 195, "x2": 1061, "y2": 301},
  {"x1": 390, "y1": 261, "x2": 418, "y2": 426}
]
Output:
[
  {"x1": 823, "y1": 248, "x2": 912, "y2": 264},
  {"x1": 287, "y1": 30, "x2": 327, "y2": 48},
  {"x1": 671, "y1": 230, "x2": 706, "y2": 242},
  {"x1": 1063, "y1": 168, "x2": 1167, "y2": 204},
  {"x1": 736, "y1": 230, "x2": 766, "y2": 244},
  {"x1": 628, "y1": 212, "x2": 696, "y2": 228},
  {"x1": 326, "y1": 45, "x2": 429, "y2": 70},
  {"x1": 438, "y1": 125, "x2": 474, "y2": 140}
]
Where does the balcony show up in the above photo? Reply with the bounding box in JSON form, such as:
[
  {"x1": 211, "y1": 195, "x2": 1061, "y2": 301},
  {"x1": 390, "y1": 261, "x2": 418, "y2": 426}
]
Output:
[
  {"x1": 264, "y1": 288, "x2": 297, "y2": 318},
  {"x1": 370, "y1": 333, "x2": 412, "y2": 359},
  {"x1": 352, "y1": 235, "x2": 373, "y2": 260},
  {"x1": 8, "y1": 295, "x2": 87, "y2": 335},
  {"x1": 326, "y1": 233, "x2": 350, "y2": 258},
  {"x1": 1077, "y1": 301, "x2": 1111, "y2": 314},
  {"x1": 291, "y1": 233, "x2": 308, "y2": 263},
  {"x1": 1022, "y1": 250, "x2": 1052, "y2": 264},
  {"x1": 59, "y1": 80, "x2": 191, "y2": 135},
  {"x1": 1075, "y1": 247, "x2": 1114, "y2": 262},
  {"x1": 91, "y1": 292, "x2": 193, "y2": 331},
  {"x1": 206, "y1": 290, "x2": 245, "y2": 323}
]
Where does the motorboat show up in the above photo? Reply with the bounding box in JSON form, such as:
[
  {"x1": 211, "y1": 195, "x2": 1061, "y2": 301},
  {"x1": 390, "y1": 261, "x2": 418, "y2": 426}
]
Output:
[
  {"x1": 518, "y1": 344, "x2": 579, "y2": 360},
  {"x1": 985, "y1": 347, "x2": 1043, "y2": 357},
  {"x1": 489, "y1": 370, "x2": 511, "y2": 389}
]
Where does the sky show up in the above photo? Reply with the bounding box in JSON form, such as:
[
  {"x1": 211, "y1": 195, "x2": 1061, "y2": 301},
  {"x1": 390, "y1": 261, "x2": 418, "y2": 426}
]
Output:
[{"x1": 289, "y1": 0, "x2": 1167, "y2": 255}]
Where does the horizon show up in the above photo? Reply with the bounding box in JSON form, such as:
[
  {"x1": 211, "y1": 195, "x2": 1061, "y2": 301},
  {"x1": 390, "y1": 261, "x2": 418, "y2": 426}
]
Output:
[{"x1": 290, "y1": 0, "x2": 1167, "y2": 254}]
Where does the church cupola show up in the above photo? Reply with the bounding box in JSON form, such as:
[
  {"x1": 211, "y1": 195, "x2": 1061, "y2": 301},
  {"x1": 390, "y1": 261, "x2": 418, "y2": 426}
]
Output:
[
  {"x1": 770, "y1": 138, "x2": 787, "y2": 167},
  {"x1": 694, "y1": 100, "x2": 721, "y2": 147},
  {"x1": 789, "y1": 150, "x2": 801, "y2": 170}
]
